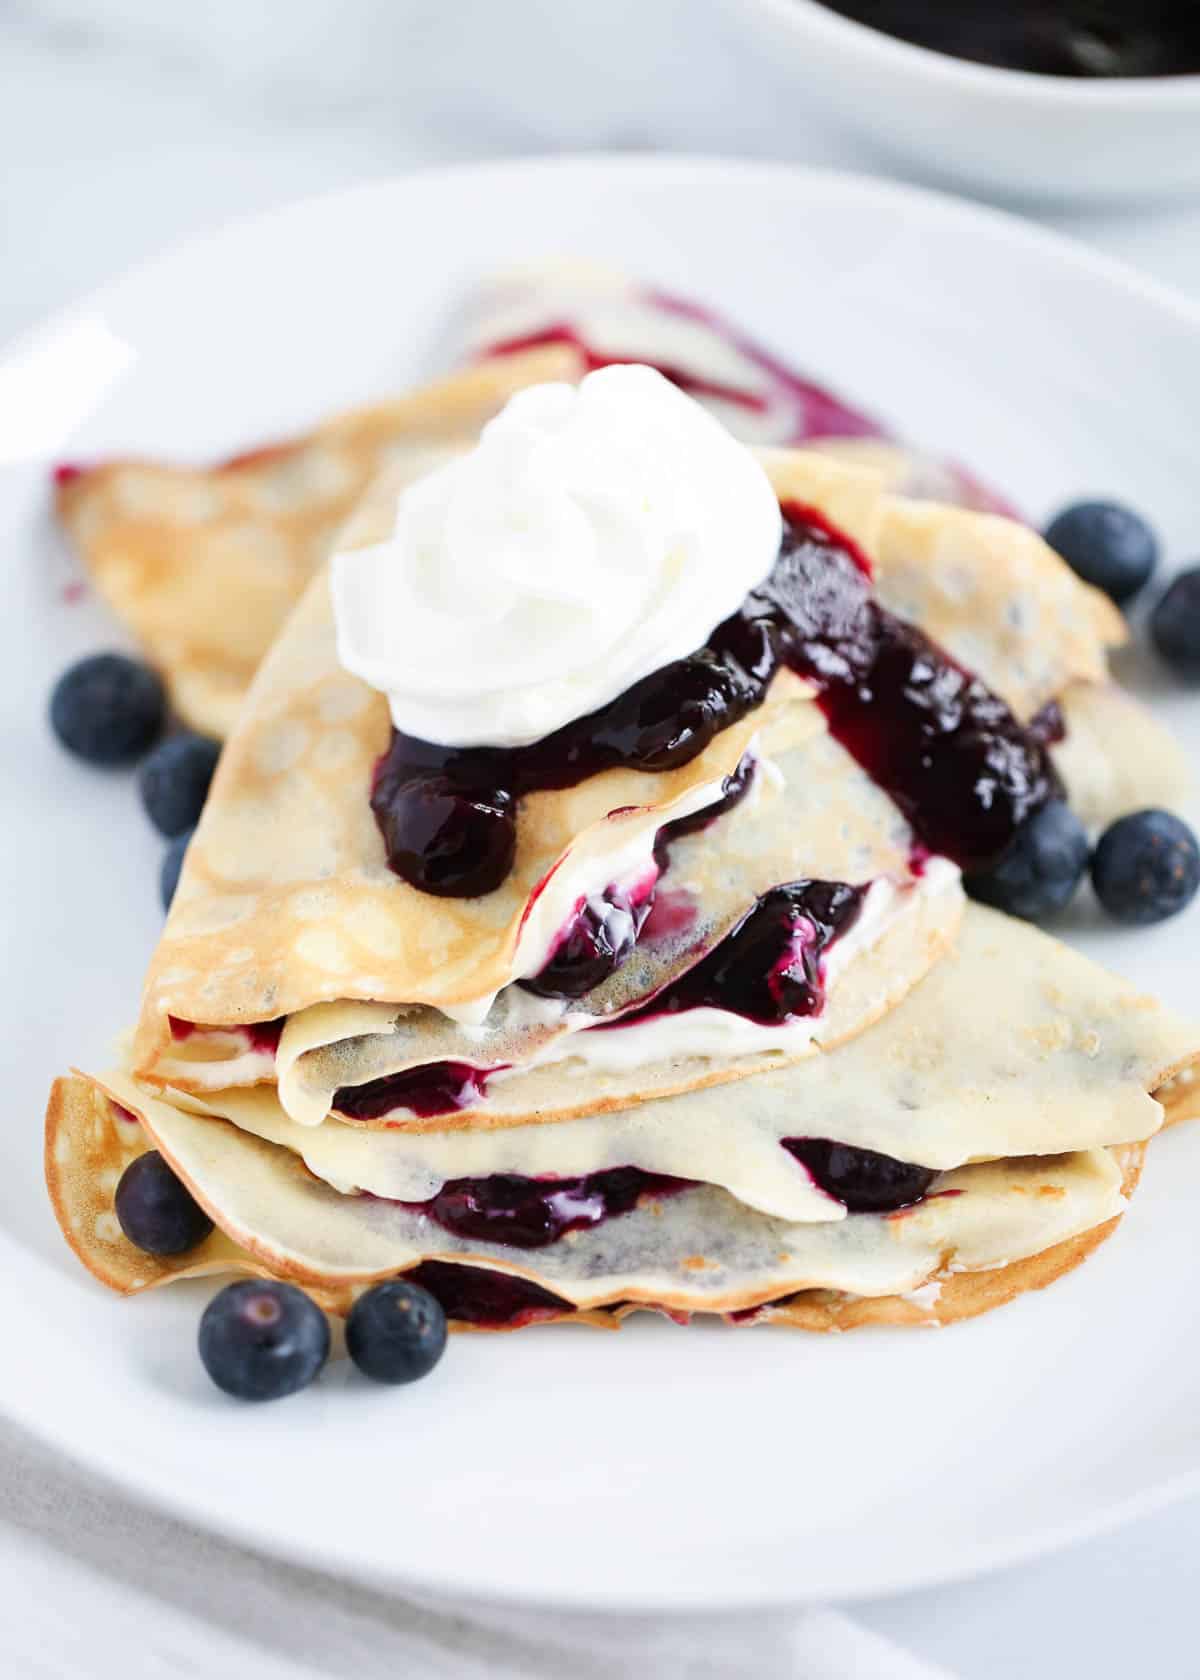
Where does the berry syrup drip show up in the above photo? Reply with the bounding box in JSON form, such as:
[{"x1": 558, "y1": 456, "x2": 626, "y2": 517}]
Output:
[
  {"x1": 402, "y1": 1165, "x2": 693, "y2": 1250},
  {"x1": 611, "y1": 880, "x2": 866, "y2": 1029},
  {"x1": 403, "y1": 1260, "x2": 577, "y2": 1327},
  {"x1": 761, "y1": 511, "x2": 1061, "y2": 868},
  {"x1": 168, "y1": 1015, "x2": 285, "y2": 1056},
  {"x1": 372, "y1": 507, "x2": 1056, "y2": 895},
  {"x1": 654, "y1": 751, "x2": 757, "y2": 851},
  {"x1": 782, "y1": 1139, "x2": 937, "y2": 1214},
  {"x1": 334, "y1": 1061, "x2": 499, "y2": 1122}
]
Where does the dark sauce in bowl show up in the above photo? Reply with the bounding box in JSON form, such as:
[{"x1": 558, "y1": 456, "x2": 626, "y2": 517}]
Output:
[{"x1": 815, "y1": 2, "x2": 1200, "y2": 77}]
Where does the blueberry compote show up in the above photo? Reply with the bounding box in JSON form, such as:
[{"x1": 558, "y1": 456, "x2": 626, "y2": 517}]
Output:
[
  {"x1": 516, "y1": 754, "x2": 756, "y2": 1001},
  {"x1": 519, "y1": 885, "x2": 652, "y2": 1001},
  {"x1": 334, "y1": 1061, "x2": 497, "y2": 1121},
  {"x1": 403, "y1": 1261, "x2": 575, "y2": 1328},
  {"x1": 372, "y1": 505, "x2": 1056, "y2": 895},
  {"x1": 403, "y1": 1165, "x2": 692, "y2": 1249},
  {"x1": 484, "y1": 304, "x2": 886, "y2": 441},
  {"x1": 168, "y1": 1015, "x2": 284, "y2": 1056},
  {"x1": 814, "y1": 1, "x2": 1200, "y2": 77},
  {"x1": 783, "y1": 1139, "x2": 937, "y2": 1214},
  {"x1": 613, "y1": 880, "x2": 866, "y2": 1028}
]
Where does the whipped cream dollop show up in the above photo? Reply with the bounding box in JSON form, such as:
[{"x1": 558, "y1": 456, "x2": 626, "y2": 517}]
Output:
[{"x1": 331, "y1": 364, "x2": 782, "y2": 748}]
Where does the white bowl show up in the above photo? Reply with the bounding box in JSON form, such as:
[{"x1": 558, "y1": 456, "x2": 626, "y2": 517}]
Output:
[{"x1": 733, "y1": 0, "x2": 1200, "y2": 204}]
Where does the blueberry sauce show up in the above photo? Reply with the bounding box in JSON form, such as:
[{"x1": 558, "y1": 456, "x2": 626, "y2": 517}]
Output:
[
  {"x1": 519, "y1": 882, "x2": 654, "y2": 1001},
  {"x1": 762, "y1": 512, "x2": 1061, "y2": 870},
  {"x1": 814, "y1": 1, "x2": 1200, "y2": 78},
  {"x1": 782, "y1": 1139, "x2": 937, "y2": 1214},
  {"x1": 334, "y1": 1061, "x2": 500, "y2": 1122},
  {"x1": 485, "y1": 300, "x2": 887, "y2": 442},
  {"x1": 402, "y1": 1261, "x2": 576, "y2": 1328},
  {"x1": 515, "y1": 754, "x2": 754, "y2": 1001},
  {"x1": 402, "y1": 1165, "x2": 693, "y2": 1249},
  {"x1": 611, "y1": 880, "x2": 866, "y2": 1029},
  {"x1": 654, "y1": 751, "x2": 757, "y2": 851},
  {"x1": 168, "y1": 1015, "x2": 285, "y2": 1057},
  {"x1": 651, "y1": 289, "x2": 891, "y2": 441},
  {"x1": 481, "y1": 292, "x2": 1014, "y2": 516},
  {"x1": 372, "y1": 507, "x2": 1056, "y2": 896}
]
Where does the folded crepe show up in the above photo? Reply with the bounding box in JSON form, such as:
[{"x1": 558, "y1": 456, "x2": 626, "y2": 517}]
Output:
[
  {"x1": 44, "y1": 388, "x2": 1200, "y2": 1339},
  {"x1": 132, "y1": 440, "x2": 1171, "y2": 1150},
  {"x1": 46, "y1": 907, "x2": 1197, "y2": 1330},
  {"x1": 128, "y1": 444, "x2": 1128, "y2": 1136}
]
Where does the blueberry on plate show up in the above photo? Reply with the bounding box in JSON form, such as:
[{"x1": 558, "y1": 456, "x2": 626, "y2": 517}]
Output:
[
  {"x1": 1091, "y1": 809, "x2": 1200, "y2": 926},
  {"x1": 346, "y1": 1279, "x2": 448, "y2": 1385},
  {"x1": 1043, "y1": 501, "x2": 1158, "y2": 605},
  {"x1": 966, "y1": 800, "x2": 1090, "y2": 922},
  {"x1": 1150, "y1": 568, "x2": 1200, "y2": 679},
  {"x1": 139, "y1": 732, "x2": 220, "y2": 837},
  {"x1": 114, "y1": 1150, "x2": 213, "y2": 1255},
  {"x1": 49, "y1": 653, "x2": 165, "y2": 766},
  {"x1": 160, "y1": 827, "x2": 195, "y2": 911},
  {"x1": 198, "y1": 1280, "x2": 330, "y2": 1402}
]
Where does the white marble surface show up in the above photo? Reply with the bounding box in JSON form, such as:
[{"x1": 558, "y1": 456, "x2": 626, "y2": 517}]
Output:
[{"x1": 5, "y1": 3, "x2": 1200, "y2": 1675}]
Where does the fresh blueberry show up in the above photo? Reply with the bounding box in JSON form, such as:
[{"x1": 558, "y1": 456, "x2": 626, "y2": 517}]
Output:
[
  {"x1": 139, "y1": 732, "x2": 220, "y2": 837},
  {"x1": 1150, "y1": 568, "x2": 1200, "y2": 679},
  {"x1": 345, "y1": 1279, "x2": 448, "y2": 1385},
  {"x1": 198, "y1": 1280, "x2": 330, "y2": 1401},
  {"x1": 1043, "y1": 501, "x2": 1159, "y2": 605},
  {"x1": 49, "y1": 653, "x2": 165, "y2": 766},
  {"x1": 114, "y1": 1150, "x2": 214, "y2": 1255},
  {"x1": 966, "y1": 800, "x2": 1090, "y2": 921},
  {"x1": 1091, "y1": 809, "x2": 1200, "y2": 926},
  {"x1": 160, "y1": 827, "x2": 195, "y2": 911}
]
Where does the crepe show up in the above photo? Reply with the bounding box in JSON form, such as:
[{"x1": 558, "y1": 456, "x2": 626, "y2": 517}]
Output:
[
  {"x1": 1052, "y1": 680, "x2": 1196, "y2": 831},
  {"x1": 130, "y1": 450, "x2": 881, "y2": 1077},
  {"x1": 134, "y1": 441, "x2": 1130, "y2": 1089},
  {"x1": 40, "y1": 1075, "x2": 1137, "y2": 1326},
  {"x1": 869, "y1": 495, "x2": 1123, "y2": 721},
  {"x1": 55, "y1": 347, "x2": 583, "y2": 736},
  {"x1": 150, "y1": 905, "x2": 1197, "y2": 1218},
  {"x1": 45, "y1": 899, "x2": 1197, "y2": 1329},
  {"x1": 152, "y1": 714, "x2": 953, "y2": 1122}
]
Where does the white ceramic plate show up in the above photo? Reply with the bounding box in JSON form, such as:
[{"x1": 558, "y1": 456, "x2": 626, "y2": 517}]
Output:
[{"x1": 2, "y1": 157, "x2": 1199, "y2": 1613}]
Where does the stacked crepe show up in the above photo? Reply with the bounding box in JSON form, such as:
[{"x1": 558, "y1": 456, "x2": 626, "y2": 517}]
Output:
[
  {"x1": 52, "y1": 260, "x2": 1193, "y2": 837},
  {"x1": 46, "y1": 418, "x2": 1200, "y2": 1333}
]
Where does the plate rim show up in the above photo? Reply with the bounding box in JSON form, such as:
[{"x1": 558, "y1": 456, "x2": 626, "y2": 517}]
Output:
[{"x1": 7, "y1": 150, "x2": 1200, "y2": 1612}]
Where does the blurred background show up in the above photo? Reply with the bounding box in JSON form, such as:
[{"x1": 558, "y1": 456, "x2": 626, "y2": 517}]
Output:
[{"x1": 6, "y1": 0, "x2": 1200, "y2": 347}]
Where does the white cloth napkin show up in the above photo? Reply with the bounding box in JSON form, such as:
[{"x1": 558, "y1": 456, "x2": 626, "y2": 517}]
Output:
[{"x1": 0, "y1": 1417, "x2": 954, "y2": 1679}]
